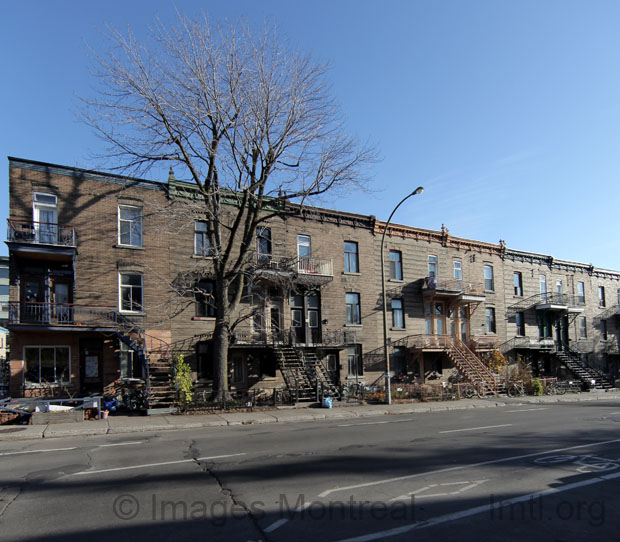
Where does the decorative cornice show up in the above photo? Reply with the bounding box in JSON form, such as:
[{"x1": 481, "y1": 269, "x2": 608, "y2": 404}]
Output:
[{"x1": 374, "y1": 221, "x2": 504, "y2": 256}]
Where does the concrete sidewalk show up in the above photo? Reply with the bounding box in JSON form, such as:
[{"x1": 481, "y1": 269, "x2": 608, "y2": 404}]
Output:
[{"x1": 2, "y1": 390, "x2": 620, "y2": 442}]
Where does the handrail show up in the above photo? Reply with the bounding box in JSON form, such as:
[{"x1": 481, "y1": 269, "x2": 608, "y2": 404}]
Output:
[
  {"x1": 422, "y1": 277, "x2": 484, "y2": 296},
  {"x1": 7, "y1": 218, "x2": 76, "y2": 247},
  {"x1": 8, "y1": 302, "x2": 117, "y2": 326}
]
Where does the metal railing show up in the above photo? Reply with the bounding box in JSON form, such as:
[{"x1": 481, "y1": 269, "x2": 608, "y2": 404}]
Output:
[
  {"x1": 297, "y1": 257, "x2": 333, "y2": 276},
  {"x1": 469, "y1": 335, "x2": 500, "y2": 350},
  {"x1": 8, "y1": 302, "x2": 117, "y2": 326},
  {"x1": 422, "y1": 277, "x2": 485, "y2": 296},
  {"x1": 7, "y1": 218, "x2": 76, "y2": 247},
  {"x1": 499, "y1": 336, "x2": 556, "y2": 353},
  {"x1": 231, "y1": 325, "x2": 355, "y2": 346}
]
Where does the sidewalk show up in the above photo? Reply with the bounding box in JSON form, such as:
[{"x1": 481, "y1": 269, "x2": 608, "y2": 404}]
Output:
[{"x1": 2, "y1": 390, "x2": 620, "y2": 442}]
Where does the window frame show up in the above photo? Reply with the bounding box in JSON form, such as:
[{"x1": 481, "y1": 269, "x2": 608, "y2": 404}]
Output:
[
  {"x1": 344, "y1": 241, "x2": 359, "y2": 273},
  {"x1": 485, "y1": 307, "x2": 496, "y2": 334},
  {"x1": 389, "y1": 250, "x2": 403, "y2": 280},
  {"x1": 391, "y1": 298, "x2": 405, "y2": 328},
  {"x1": 118, "y1": 205, "x2": 143, "y2": 247},
  {"x1": 195, "y1": 279, "x2": 216, "y2": 318},
  {"x1": 119, "y1": 273, "x2": 144, "y2": 313},
  {"x1": 598, "y1": 286, "x2": 606, "y2": 308},
  {"x1": 428, "y1": 255, "x2": 438, "y2": 278},
  {"x1": 483, "y1": 265, "x2": 494, "y2": 292},
  {"x1": 256, "y1": 226, "x2": 272, "y2": 260},
  {"x1": 347, "y1": 345, "x2": 363, "y2": 378},
  {"x1": 578, "y1": 316, "x2": 587, "y2": 339},
  {"x1": 513, "y1": 272, "x2": 523, "y2": 296},
  {"x1": 515, "y1": 311, "x2": 525, "y2": 337},
  {"x1": 453, "y1": 260, "x2": 462, "y2": 280},
  {"x1": 345, "y1": 292, "x2": 361, "y2": 325},
  {"x1": 577, "y1": 281, "x2": 585, "y2": 303},
  {"x1": 23, "y1": 345, "x2": 71, "y2": 386},
  {"x1": 194, "y1": 221, "x2": 215, "y2": 257}
]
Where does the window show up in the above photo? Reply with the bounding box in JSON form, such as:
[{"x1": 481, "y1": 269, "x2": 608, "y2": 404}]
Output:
[
  {"x1": 428, "y1": 255, "x2": 438, "y2": 278},
  {"x1": 516, "y1": 312, "x2": 525, "y2": 336},
  {"x1": 0, "y1": 285, "x2": 8, "y2": 296},
  {"x1": 598, "y1": 286, "x2": 606, "y2": 308},
  {"x1": 578, "y1": 316, "x2": 587, "y2": 339},
  {"x1": 577, "y1": 281, "x2": 585, "y2": 303},
  {"x1": 391, "y1": 298, "x2": 405, "y2": 328},
  {"x1": 513, "y1": 272, "x2": 523, "y2": 296},
  {"x1": 483, "y1": 265, "x2": 494, "y2": 292},
  {"x1": 195, "y1": 221, "x2": 214, "y2": 256},
  {"x1": 33, "y1": 192, "x2": 58, "y2": 244},
  {"x1": 256, "y1": 226, "x2": 272, "y2": 261},
  {"x1": 24, "y1": 346, "x2": 70, "y2": 385},
  {"x1": 556, "y1": 279, "x2": 563, "y2": 294},
  {"x1": 346, "y1": 293, "x2": 361, "y2": 324},
  {"x1": 485, "y1": 307, "x2": 496, "y2": 333},
  {"x1": 453, "y1": 261, "x2": 462, "y2": 280},
  {"x1": 297, "y1": 235, "x2": 311, "y2": 258},
  {"x1": 120, "y1": 341, "x2": 143, "y2": 379},
  {"x1": 347, "y1": 345, "x2": 363, "y2": 377},
  {"x1": 119, "y1": 273, "x2": 143, "y2": 312},
  {"x1": 118, "y1": 205, "x2": 142, "y2": 247},
  {"x1": 344, "y1": 241, "x2": 359, "y2": 273},
  {"x1": 539, "y1": 275, "x2": 547, "y2": 301},
  {"x1": 602, "y1": 320, "x2": 608, "y2": 341},
  {"x1": 196, "y1": 280, "x2": 216, "y2": 317},
  {"x1": 389, "y1": 250, "x2": 403, "y2": 280}
]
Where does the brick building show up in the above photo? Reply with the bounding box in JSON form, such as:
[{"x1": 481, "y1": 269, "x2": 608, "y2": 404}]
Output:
[{"x1": 5, "y1": 157, "x2": 618, "y2": 407}]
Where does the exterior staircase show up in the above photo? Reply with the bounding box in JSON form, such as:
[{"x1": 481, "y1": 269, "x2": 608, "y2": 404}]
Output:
[
  {"x1": 445, "y1": 338, "x2": 498, "y2": 396},
  {"x1": 553, "y1": 350, "x2": 614, "y2": 390},
  {"x1": 301, "y1": 351, "x2": 339, "y2": 399},
  {"x1": 273, "y1": 346, "x2": 318, "y2": 401},
  {"x1": 115, "y1": 325, "x2": 177, "y2": 413}
]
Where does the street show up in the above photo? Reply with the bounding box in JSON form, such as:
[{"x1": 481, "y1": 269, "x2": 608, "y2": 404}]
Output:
[{"x1": 2, "y1": 400, "x2": 620, "y2": 541}]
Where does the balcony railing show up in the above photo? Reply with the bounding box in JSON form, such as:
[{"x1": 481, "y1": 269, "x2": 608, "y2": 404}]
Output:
[
  {"x1": 297, "y1": 257, "x2": 333, "y2": 277},
  {"x1": 469, "y1": 335, "x2": 500, "y2": 350},
  {"x1": 423, "y1": 277, "x2": 484, "y2": 296},
  {"x1": 9, "y1": 302, "x2": 117, "y2": 326},
  {"x1": 231, "y1": 325, "x2": 353, "y2": 346},
  {"x1": 7, "y1": 219, "x2": 76, "y2": 247}
]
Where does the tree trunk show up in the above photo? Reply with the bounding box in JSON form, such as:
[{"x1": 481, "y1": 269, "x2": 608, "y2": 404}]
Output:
[{"x1": 212, "y1": 283, "x2": 232, "y2": 402}]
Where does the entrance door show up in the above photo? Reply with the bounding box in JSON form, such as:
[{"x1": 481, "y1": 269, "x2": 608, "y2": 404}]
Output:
[
  {"x1": 53, "y1": 282, "x2": 71, "y2": 323},
  {"x1": 22, "y1": 278, "x2": 45, "y2": 323},
  {"x1": 80, "y1": 340, "x2": 103, "y2": 394},
  {"x1": 290, "y1": 292, "x2": 321, "y2": 345}
]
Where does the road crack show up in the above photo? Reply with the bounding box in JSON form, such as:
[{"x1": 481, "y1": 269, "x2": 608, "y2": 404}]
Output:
[{"x1": 189, "y1": 442, "x2": 272, "y2": 542}]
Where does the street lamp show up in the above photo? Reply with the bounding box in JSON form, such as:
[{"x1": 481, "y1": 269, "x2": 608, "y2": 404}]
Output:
[{"x1": 381, "y1": 186, "x2": 424, "y2": 404}]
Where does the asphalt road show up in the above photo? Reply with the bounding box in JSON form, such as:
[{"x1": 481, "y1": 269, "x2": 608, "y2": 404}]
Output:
[{"x1": 2, "y1": 400, "x2": 620, "y2": 542}]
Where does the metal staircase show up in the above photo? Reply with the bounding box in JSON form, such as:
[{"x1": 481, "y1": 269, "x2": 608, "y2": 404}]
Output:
[
  {"x1": 553, "y1": 350, "x2": 614, "y2": 390},
  {"x1": 301, "y1": 351, "x2": 339, "y2": 398},
  {"x1": 274, "y1": 346, "x2": 315, "y2": 401},
  {"x1": 445, "y1": 338, "x2": 498, "y2": 396}
]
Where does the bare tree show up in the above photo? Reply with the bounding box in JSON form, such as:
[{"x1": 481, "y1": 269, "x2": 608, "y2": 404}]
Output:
[{"x1": 80, "y1": 14, "x2": 376, "y2": 400}]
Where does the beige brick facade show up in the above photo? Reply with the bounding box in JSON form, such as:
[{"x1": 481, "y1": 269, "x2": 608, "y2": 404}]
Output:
[{"x1": 5, "y1": 157, "x2": 620, "y2": 399}]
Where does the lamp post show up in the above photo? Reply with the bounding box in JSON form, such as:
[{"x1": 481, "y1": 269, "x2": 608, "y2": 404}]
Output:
[{"x1": 381, "y1": 186, "x2": 424, "y2": 404}]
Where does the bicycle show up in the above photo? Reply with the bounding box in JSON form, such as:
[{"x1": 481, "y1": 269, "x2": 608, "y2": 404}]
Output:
[{"x1": 506, "y1": 381, "x2": 526, "y2": 398}]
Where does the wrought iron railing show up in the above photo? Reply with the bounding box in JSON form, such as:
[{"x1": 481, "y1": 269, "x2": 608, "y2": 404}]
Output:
[
  {"x1": 7, "y1": 219, "x2": 76, "y2": 247},
  {"x1": 422, "y1": 277, "x2": 484, "y2": 296},
  {"x1": 507, "y1": 292, "x2": 586, "y2": 316},
  {"x1": 8, "y1": 302, "x2": 117, "y2": 326},
  {"x1": 231, "y1": 325, "x2": 355, "y2": 346}
]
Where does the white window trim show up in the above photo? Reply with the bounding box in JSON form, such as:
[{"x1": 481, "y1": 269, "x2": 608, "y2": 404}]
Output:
[
  {"x1": 118, "y1": 205, "x2": 143, "y2": 247},
  {"x1": 118, "y1": 272, "x2": 144, "y2": 313}
]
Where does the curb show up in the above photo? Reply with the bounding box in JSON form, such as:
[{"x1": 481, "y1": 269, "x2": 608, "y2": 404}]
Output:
[{"x1": 2, "y1": 392, "x2": 620, "y2": 442}]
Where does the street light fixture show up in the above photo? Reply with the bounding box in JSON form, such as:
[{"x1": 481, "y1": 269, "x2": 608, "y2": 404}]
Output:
[{"x1": 381, "y1": 186, "x2": 424, "y2": 405}]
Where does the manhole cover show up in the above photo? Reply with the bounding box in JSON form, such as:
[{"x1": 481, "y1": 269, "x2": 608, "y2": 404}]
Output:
[{"x1": 0, "y1": 427, "x2": 27, "y2": 433}]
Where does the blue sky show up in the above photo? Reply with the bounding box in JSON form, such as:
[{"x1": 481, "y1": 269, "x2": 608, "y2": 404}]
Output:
[{"x1": 2, "y1": 1, "x2": 620, "y2": 269}]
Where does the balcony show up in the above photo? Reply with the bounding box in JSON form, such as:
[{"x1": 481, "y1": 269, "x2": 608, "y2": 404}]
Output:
[
  {"x1": 7, "y1": 219, "x2": 76, "y2": 247},
  {"x1": 8, "y1": 302, "x2": 117, "y2": 328},
  {"x1": 422, "y1": 277, "x2": 485, "y2": 303},
  {"x1": 253, "y1": 255, "x2": 333, "y2": 285},
  {"x1": 535, "y1": 292, "x2": 586, "y2": 313}
]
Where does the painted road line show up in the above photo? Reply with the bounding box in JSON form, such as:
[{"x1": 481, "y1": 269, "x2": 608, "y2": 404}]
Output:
[
  {"x1": 338, "y1": 419, "x2": 415, "y2": 427},
  {"x1": 439, "y1": 424, "x2": 513, "y2": 433},
  {"x1": 97, "y1": 441, "x2": 145, "y2": 448},
  {"x1": 0, "y1": 447, "x2": 77, "y2": 456},
  {"x1": 390, "y1": 479, "x2": 489, "y2": 501},
  {"x1": 264, "y1": 501, "x2": 312, "y2": 533},
  {"x1": 505, "y1": 408, "x2": 548, "y2": 413},
  {"x1": 70, "y1": 453, "x2": 246, "y2": 476},
  {"x1": 335, "y1": 469, "x2": 620, "y2": 542},
  {"x1": 318, "y1": 437, "x2": 620, "y2": 498}
]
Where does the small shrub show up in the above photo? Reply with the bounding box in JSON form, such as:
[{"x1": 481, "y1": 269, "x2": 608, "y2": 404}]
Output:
[
  {"x1": 173, "y1": 353, "x2": 194, "y2": 409},
  {"x1": 530, "y1": 378, "x2": 543, "y2": 396}
]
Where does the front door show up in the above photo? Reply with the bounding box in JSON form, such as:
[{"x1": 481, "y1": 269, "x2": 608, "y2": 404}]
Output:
[
  {"x1": 22, "y1": 278, "x2": 45, "y2": 323},
  {"x1": 80, "y1": 339, "x2": 103, "y2": 394},
  {"x1": 290, "y1": 292, "x2": 321, "y2": 345},
  {"x1": 52, "y1": 281, "x2": 71, "y2": 323},
  {"x1": 33, "y1": 194, "x2": 58, "y2": 244}
]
